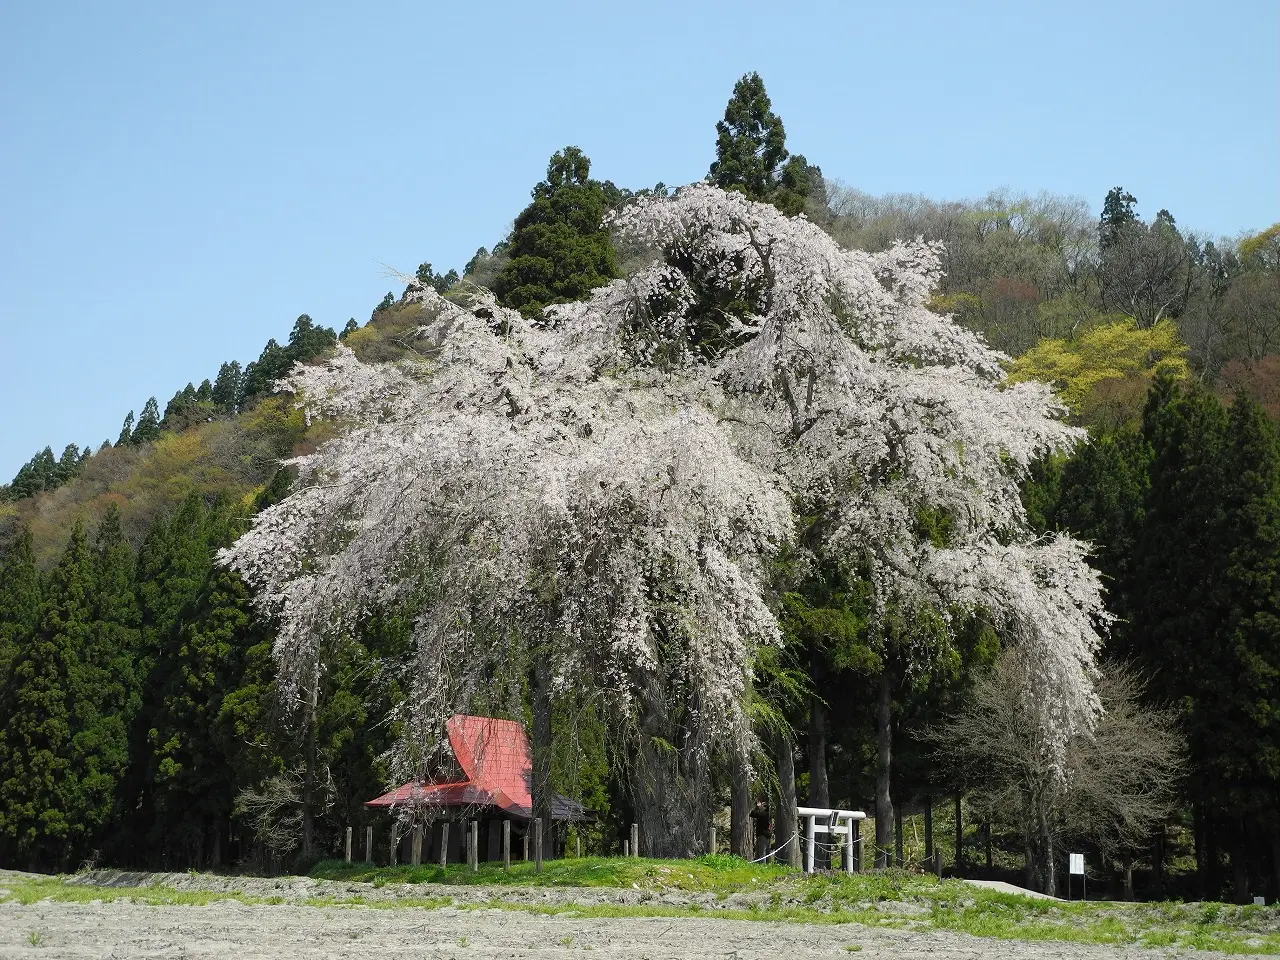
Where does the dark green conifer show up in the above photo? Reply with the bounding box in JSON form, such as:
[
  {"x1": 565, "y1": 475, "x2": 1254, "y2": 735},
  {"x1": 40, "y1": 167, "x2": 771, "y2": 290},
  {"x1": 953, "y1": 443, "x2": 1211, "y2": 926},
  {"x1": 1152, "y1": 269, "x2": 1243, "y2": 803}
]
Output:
[
  {"x1": 131, "y1": 398, "x2": 162, "y2": 445},
  {"x1": 0, "y1": 523, "x2": 92, "y2": 867},
  {"x1": 0, "y1": 526, "x2": 42, "y2": 678},
  {"x1": 492, "y1": 146, "x2": 619, "y2": 318}
]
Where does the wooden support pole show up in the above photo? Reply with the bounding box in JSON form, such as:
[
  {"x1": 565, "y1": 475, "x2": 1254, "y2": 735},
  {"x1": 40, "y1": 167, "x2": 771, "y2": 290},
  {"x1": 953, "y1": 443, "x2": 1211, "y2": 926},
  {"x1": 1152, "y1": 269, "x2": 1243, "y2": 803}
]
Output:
[
  {"x1": 390, "y1": 824, "x2": 399, "y2": 866},
  {"x1": 470, "y1": 820, "x2": 479, "y2": 871},
  {"x1": 852, "y1": 818, "x2": 862, "y2": 872},
  {"x1": 502, "y1": 820, "x2": 511, "y2": 870},
  {"x1": 709, "y1": 825, "x2": 717, "y2": 856},
  {"x1": 411, "y1": 824, "x2": 423, "y2": 867},
  {"x1": 623, "y1": 840, "x2": 629, "y2": 857},
  {"x1": 365, "y1": 826, "x2": 373, "y2": 864},
  {"x1": 345, "y1": 826, "x2": 352, "y2": 863},
  {"x1": 534, "y1": 818, "x2": 543, "y2": 874},
  {"x1": 439, "y1": 822, "x2": 450, "y2": 868},
  {"x1": 575, "y1": 834, "x2": 581, "y2": 859},
  {"x1": 523, "y1": 831, "x2": 530, "y2": 862},
  {"x1": 630, "y1": 823, "x2": 639, "y2": 858}
]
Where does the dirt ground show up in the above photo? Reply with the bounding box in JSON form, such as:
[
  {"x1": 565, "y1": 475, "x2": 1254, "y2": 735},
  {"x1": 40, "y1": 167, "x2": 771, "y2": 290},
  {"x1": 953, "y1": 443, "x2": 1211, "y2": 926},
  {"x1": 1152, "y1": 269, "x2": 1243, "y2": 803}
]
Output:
[{"x1": 0, "y1": 894, "x2": 1222, "y2": 959}]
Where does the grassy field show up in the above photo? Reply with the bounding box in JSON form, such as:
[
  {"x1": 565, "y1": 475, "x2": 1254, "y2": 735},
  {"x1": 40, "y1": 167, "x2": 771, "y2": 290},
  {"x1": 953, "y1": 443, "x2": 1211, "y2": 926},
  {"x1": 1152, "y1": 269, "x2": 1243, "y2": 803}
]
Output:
[{"x1": 2, "y1": 856, "x2": 1277, "y2": 954}]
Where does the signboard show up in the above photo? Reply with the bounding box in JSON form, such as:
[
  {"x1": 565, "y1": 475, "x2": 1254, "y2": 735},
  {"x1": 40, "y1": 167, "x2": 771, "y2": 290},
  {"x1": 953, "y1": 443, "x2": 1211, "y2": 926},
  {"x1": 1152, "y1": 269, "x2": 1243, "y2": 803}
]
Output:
[{"x1": 1068, "y1": 853, "x2": 1085, "y2": 875}]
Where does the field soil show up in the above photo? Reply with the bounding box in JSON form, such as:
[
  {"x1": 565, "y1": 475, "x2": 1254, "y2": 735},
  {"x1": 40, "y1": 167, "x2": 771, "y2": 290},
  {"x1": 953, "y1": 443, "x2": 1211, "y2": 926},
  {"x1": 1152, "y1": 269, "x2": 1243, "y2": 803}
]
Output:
[{"x1": 0, "y1": 870, "x2": 1232, "y2": 959}]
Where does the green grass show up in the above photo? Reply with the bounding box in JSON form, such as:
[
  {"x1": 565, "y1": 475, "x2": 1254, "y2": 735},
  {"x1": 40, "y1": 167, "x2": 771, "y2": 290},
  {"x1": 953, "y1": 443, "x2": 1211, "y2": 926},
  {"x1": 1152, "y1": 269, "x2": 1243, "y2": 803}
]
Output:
[
  {"x1": 3, "y1": 859, "x2": 1278, "y2": 954},
  {"x1": 309, "y1": 853, "x2": 793, "y2": 893}
]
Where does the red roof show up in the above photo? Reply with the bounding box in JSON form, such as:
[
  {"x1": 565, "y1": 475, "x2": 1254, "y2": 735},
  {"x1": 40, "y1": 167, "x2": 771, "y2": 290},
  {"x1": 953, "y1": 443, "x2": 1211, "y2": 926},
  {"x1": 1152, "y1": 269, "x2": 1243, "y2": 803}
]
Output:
[{"x1": 365, "y1": 715, "x2": 586, "y2": 821}]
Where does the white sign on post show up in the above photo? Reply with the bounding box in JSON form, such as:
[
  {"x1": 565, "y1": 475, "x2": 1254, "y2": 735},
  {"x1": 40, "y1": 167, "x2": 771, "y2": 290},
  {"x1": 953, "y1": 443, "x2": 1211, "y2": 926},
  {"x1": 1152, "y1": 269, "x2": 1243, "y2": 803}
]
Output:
[{"x1": 1068, "y1": 853, "x2": 1084, "y2": 875}]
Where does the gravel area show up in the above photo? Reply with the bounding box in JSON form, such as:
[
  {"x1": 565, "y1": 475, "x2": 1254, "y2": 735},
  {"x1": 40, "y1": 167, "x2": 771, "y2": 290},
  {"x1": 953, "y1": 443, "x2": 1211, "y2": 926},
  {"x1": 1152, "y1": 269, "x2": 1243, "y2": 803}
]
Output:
[
  {"x1": 0, "y1": 895, "x2": 1213, "y2": 959},
  {"x1": 3, "y1": 869, "x2": 1249, "y2": 958}
]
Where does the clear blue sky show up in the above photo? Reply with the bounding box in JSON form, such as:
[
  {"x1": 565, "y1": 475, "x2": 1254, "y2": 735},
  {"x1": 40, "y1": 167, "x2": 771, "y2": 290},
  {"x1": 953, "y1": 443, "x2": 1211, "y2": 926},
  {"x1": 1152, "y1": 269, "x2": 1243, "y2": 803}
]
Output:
[{"x1": 2, "y1": 0, "x2": 1277, "y2": 480}]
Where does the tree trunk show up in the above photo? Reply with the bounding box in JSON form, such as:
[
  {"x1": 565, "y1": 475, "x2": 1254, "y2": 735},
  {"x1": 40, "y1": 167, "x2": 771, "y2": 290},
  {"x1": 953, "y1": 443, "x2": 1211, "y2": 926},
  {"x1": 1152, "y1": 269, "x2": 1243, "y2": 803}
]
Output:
[
  {"x1": 730, "y1": 746, "x2": 753, "y2": 858},
  {"x1": 954, "y1": 793, "x2": 964, "y2": 875},
  {"x1": 894, "y1": 807, "x2": 904, "y2": 867},
  {"x1": 984, "y1": 820, "x2": 993, "y2": 870},
  {"x1": 531, "y1": 658, "x2": 553, "y2": 825},
  {"x1": 771, "y1": 726, "x2": 801, "y2": 868},
  {"x1": 301, "y1": 669, "x2": 319, "y2": 863},
  {"x1": 923, "y1": 797, "x2": 934, "y2": 873},
  {"x1": 1152, "y1": 825, "x2": 1165, "y2": 899},
  {"x1": 808, "y1": 679, "x2": 830, "y2": 869},
  {"x1": 1122, "y1": 854, "x2": 1134, "y2": 901},
  {"x1": 875, "y1": 669, "x2": 894, "y2": 869}
]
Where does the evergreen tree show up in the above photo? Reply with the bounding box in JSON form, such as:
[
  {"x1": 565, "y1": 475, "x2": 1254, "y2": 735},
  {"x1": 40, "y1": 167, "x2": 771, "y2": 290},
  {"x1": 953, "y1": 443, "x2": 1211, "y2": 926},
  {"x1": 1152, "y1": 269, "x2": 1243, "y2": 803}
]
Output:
[
  {"x1": 492, "y1": 146, "x2": 620, "y2": 318},
  {"x1": 372, "y1": 292, "x2": 395, "y2": 318},
  {"x1": 68, "y1": 507, "x2": 141, "y2": 860},
  {"x1": 1203, "y1": 394, "x2": 1280, "y2": 892},
  {"x1": 1099, "y1": 186, "x2": 1139, "y2": 250},
  {"x1": 116, "y1": 411, "x2": 135, "y2": 446},
  {"x1": 286, "y1": 314, "x2": 337, "y2": 361},
  {"x1": 149, "y1": 505, "x2": 261, "y2": 867},
  {"x1": 241, "y1": 339, "x2": 290, "y2": 400},
  {"x1": 0, "y1": 523, "x2": 92, "y2": 868},
  {"x1": 131, "y1": 398, "x2": 162, "y2": 445},
  {"x1": 0, "y1": 526, "x2": 42, "y2": 679},
  {"x1": 196, "y1": 379, "x2": 214, "y2": 403},
  {"x1": 340, "y1": 319, "x2": 359, "y2": 340},
  {"x1": 211, "y1": 361, "x2": 244, "y2": 409},
  {"x1": 708, "y1": 72, "x2": 817, "y2": 216}
]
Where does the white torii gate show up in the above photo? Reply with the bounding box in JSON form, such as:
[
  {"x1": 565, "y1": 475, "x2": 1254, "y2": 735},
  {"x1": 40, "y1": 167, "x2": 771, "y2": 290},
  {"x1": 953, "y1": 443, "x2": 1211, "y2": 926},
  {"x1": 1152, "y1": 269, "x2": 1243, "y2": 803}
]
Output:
[{"x1": 796, "y1": 805, "x2": 866, "y2": 874}]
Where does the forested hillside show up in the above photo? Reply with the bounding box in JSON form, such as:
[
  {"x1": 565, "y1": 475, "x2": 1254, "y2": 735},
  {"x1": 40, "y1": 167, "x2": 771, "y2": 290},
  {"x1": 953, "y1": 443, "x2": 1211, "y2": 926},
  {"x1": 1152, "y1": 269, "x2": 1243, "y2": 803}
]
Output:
[{"x1": 1, "y1": 73, "x2": 1277, "y2": 905}]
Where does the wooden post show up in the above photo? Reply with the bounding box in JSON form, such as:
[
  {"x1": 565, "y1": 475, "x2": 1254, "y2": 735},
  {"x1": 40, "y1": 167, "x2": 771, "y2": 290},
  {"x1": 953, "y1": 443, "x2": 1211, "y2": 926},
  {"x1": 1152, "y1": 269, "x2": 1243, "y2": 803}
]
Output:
[
  {"x1": 411, "y1": 824, "x2": 423, "y2": 866},
  {"x1": 575, "y1": 834, "x2": 581, "y2": 859},
  {"x1": 708, "y1": 825, "x2": 717, "y2": 856},
  {"x1": 470, "y1": 820, "x2": 479, "y2": 872},
  {"x1": 623, "y1": 840, "x2": 629, "y2": 857},
  {"x1": 439, "y1": 822, "x2": 450, "y2": 868},
  {"x1": 502, "y1": 820, "x2": 511, "y2": 870},
  {"x1": 534, "y1": 818, "x2": 543, "y2": 874},
  {"x1": 390, "y1": 824, "x2": 399, "y2": 866},
  {"x1": 630, "y1": 823, "x2": 639, "y2": 858},
  {"x1": 345, "y1": 826, "x2": 352, "y2": 863},
  {"x1": 365, "y1": 826, "x2": 373, "y2": 864},
  {"x1": 523, "y1": 831, "x2": 530, "y2": 862}
]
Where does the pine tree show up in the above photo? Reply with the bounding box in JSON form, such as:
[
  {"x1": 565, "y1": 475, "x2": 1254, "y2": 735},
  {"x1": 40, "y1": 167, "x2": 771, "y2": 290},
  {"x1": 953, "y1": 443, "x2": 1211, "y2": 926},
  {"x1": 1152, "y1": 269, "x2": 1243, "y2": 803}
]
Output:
[
  {"x1": 0, "y1": 523, "x2": 92, "y2": 868},
  {"x1": 241, "y1": 339, "x2": 290, "y2": 400},
  {"x1": 492, "y1": 146, "x2": 620, "y2": 318},
  {"x1": 708, "y1": 72, "x2": 818, "y2": 216},
  {"x1": 116, "y1": 412, "x2": 135, "y2": 447}
]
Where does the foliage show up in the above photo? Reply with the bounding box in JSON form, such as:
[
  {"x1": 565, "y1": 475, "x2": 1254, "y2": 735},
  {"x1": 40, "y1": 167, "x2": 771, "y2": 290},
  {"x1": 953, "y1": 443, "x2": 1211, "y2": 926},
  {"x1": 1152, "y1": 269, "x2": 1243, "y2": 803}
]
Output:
[
  {"x1": 491, "y1": 146, "x2": 620, "y2": 317},
  {"x1": 1007, "y1": 317, "x2": 1189, "y2": 426},
  {"x1": 708, "y1": 72, "x2": 817, "y2": 217},
  {"x1": 222, "y1": 185, "x2": 1106, "y2": 863}
]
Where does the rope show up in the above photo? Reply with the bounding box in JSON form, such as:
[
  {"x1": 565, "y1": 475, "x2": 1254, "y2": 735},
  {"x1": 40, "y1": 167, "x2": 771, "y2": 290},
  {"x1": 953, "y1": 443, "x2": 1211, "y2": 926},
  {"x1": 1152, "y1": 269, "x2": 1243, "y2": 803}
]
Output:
[{"x1": 747, "y1": 830, "x2": 799, "y2": 863}]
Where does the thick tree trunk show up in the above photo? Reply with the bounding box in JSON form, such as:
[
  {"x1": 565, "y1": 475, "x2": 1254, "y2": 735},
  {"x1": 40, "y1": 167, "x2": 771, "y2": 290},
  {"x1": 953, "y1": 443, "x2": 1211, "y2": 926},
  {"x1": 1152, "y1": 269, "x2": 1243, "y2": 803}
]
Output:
[
  {"x1": 875, "y1": 669, "x2": 894, "y2": 869},
  {"x1": 1122, "y1": 854, "x2": 1134, "y2": 901},
  {"x1": 301, "y1": 672, "x2": 319, "y2": 863},
  {"x1": 730, "y1": 747, "x2": 753, "y2": 858},
  {"x1": 808, "y1": 681, "x2": 830, "y2": 868},
  {"x1": 771, "y1": 727, "x2": 801, "y2": 868}
]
